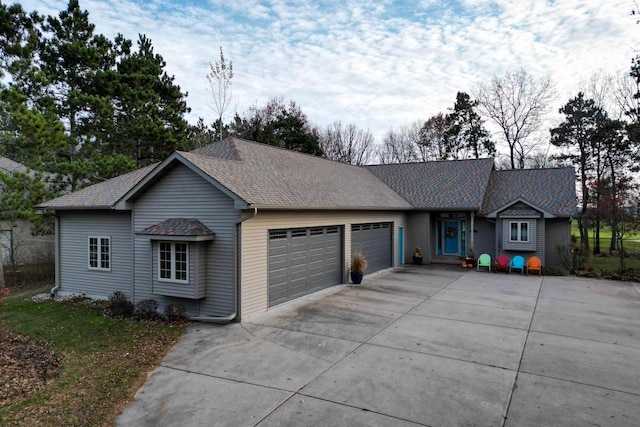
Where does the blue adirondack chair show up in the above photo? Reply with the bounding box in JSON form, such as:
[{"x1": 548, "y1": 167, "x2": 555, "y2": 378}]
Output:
[
  {"x1": 509, "y1": 255, "x2": 525, "y2": 275},
  {"x1": 477, "y1": 253, "x2": 491, "y2": 272}
]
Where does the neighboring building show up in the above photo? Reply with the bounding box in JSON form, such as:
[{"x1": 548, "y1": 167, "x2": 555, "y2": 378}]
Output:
[
  {"x1": 38, "y1": 138, "x2": 577, "y2": 320},
  {"x1": 0, "y1": 156, "x2": 55, "y2": 266}
]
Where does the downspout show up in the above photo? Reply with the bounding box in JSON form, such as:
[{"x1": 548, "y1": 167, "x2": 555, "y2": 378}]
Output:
[
  {"x1": 192, "y1": 207, "x2": 257, "y2": 323},
  {"x1": 50, "y1": 215, "x2": 61, "y2": 297}
]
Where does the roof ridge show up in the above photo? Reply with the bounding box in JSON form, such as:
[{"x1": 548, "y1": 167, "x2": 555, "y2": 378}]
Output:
[{"x1": 368, "y1": 157, "x2": 495, "y2": 167}]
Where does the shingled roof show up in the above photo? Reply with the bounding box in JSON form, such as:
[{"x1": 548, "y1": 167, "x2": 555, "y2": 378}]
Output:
[
  {"x1": 365, "y1": 158, "x2": 495, "y2": 210},
  {"x1": 38, "y1": 164, "x2": 157, "y2": 209},
  {"x1": 480, "y1": 167, "x2": 577, "y2": 217},
  {"x1": 177, "y1": 139, "x2": 411, "y2": 209},
  {"x1": 137, "y1": 218, "x2": 215, "y2": 238},
  {"x1": 38, "y1": 138, "x2": 577, "y2": 217},
  {"x1": 40, "y1": 138, "x2": 411, "y2": 210}
]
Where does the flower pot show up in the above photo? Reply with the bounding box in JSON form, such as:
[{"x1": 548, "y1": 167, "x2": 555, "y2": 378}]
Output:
[
  {"x1": 413, "y1": 256, "x2": 423, "y2": 265},
  {"x1": 466, "y1": 258, "x2": 476, "y2": 268},
  {"x1": 350, "y1": 271, "x2": 363, "y2": 284}
]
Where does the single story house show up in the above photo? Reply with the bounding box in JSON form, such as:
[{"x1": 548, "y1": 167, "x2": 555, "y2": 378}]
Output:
[{"x1": 38, "y1": 137, "x2": 577, "y2": 321}]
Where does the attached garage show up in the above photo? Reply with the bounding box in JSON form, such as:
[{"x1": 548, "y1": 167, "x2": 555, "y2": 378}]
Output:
[
  {"x1": 268, "y1": 226, "x2": 343, "y2": 307},
  {"x1": 351, "y1": 222, "x2": 393, "y2": 273}
]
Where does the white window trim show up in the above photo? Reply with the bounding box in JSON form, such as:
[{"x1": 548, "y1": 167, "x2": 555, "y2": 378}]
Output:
[
  {"x1": 509, "y1": 221, "x2": 530, "y2": 243},
  {"x1": 157, "y1": 241, "x2": 189, "y2": 284},
  {"x1": 88, "y1": 236, "x2": 111, "y2": 271}
]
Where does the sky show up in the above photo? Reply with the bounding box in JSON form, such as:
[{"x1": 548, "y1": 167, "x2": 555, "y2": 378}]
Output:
[{"x1": 14, "y1": 0, "x2": 640, "y2": 156}]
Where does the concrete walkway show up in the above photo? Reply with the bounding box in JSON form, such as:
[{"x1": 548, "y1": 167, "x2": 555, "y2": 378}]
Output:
[{"x1": 117, "y1": 266, "x2": 640, "y2": 426}]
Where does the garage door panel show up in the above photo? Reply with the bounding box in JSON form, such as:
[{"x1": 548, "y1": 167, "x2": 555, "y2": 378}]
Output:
[
  {"x1": 268, "y1": 226, "x2": 343, "y2": 307},
  {"x1": 352, "y1": 222, "x2": 392, "y2": 274}
]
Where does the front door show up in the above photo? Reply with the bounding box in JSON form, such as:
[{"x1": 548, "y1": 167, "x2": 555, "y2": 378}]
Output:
[{"x1": 443, "y1": 220, "x2": 459, "y2": 255}]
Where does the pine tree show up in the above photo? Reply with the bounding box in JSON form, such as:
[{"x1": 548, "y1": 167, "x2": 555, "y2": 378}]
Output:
[
  {"x1": 443, "y1": 92, "x2": 494, "y2": 160},
  {"x1": 39, "y1": 0, "x2": 118, "y2": 189},
  {"x1": 110, "y1": 34, "x2": 190, "y2": 167}
]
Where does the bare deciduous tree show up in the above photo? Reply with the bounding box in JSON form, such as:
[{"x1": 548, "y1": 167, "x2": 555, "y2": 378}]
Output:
[
  {"x1": 320, "y1": 121, "x2": 375, "y2": 165},
  {"x1": 376, "y1": 122, "x2": 421, "y2": 164},
  {"x1": 206, "y1": 47, "x2": 233, "y2": 141},
  {"x1": 475, "y1": 68, "x2": 555, "y2": 169},
  {"x1": 417, "y1": 113, "x2": 446, "y2": 161},
  {"x1": 610, "y1": 71, "x2": 639, "y2": 122}
]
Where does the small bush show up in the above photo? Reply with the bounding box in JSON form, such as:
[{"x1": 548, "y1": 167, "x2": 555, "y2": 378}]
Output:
[
  {"x1": 164, "y1": 303, "x2": 186, "y2": 321},
  {"x1": 134, "y1": 299, "x2": 160, "y2": 321},
  {"x1": 556, "y1": 244, "x2": 590, "y2": 274},
  {"x1": 105, "y1": 291, "x2": 134, "y2": 318}
]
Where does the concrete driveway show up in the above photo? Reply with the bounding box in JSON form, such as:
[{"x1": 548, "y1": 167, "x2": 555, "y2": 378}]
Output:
[{"x1": 117, "y1": 266, "x2": 640, "y2": 426}]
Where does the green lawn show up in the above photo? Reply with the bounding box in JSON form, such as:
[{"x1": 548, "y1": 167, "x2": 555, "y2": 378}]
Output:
[
  {"x1": 0, "y1": 287, "x2": 186, "y2": 427},
  {"x1": 570, "y1": 222, "x2": 640, "y2": 274}
]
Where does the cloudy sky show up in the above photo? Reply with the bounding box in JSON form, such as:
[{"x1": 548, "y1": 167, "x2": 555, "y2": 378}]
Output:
[{"x1": 15, "y1": 0, "x2": 640, "y2": 151}]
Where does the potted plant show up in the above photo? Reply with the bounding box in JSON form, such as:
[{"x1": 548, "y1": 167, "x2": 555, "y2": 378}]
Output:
[
  {"x1": 350, "y1": 250, "x2": 367, "y2": 284},
  {"x1": 413, "y1": 247, "x2": 423, "y2": 265},
  {"x1": 465, "y1": 247, "x2": 476, "y2": 269}
]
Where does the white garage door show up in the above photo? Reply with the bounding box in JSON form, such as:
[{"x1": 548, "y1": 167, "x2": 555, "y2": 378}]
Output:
[{"x1": 268, "y1": 226, "x2": 343, "y2": 307}]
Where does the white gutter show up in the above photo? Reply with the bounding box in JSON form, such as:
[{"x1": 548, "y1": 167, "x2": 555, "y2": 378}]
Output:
[{"x1": 191, "y1": 207, "x2": 258, "y2": 323}]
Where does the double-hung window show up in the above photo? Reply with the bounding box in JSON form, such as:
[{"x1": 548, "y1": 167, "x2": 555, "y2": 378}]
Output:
[
  {"x1": 509, "y1": 222, "x2": 529, "y2": 243},
  {"x1": 88, "y1": 236, "x2": 110, "y2": 270},
  {"x1": 158, "y1": 242, "x2": 188, "y2": 283}
]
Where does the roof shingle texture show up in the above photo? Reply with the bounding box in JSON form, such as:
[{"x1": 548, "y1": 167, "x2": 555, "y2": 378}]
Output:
[
  {"x1": 365, "y1": 159, "x2": 495, "y2": 210},
  {"x1": 480, "y1": 167, "x2": 578, "y2": 217},
  {"x1": 180, "y1": 138, "x2": 411, "y2": 209},
  {"x1": 137, "y1": 218, "x2": 215, "y2": 236},
  {"x1": 39, "y1": 164, "x2": 157, "y2": 209}
]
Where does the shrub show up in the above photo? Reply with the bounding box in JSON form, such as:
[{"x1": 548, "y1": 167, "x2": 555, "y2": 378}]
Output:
[
  {"x1": 105, "y1": 291, "x2": 134, "y2": 318},
  {"x1": 556, "y1": 244, "x2": 589, "y2": 274},
  {"x1": 134, "y1": 299, "x2": 160, "y2": 321},
  {"x1": 164, "y1": 303, "x2": 186, "y2": 321}
]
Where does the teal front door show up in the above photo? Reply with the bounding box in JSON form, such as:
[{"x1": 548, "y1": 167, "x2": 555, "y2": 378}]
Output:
[{"x1": 443, "y1": 221, "x2": 459, "y2": 255}]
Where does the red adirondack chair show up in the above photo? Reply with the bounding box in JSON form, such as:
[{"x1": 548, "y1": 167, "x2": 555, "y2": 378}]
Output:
[{"x1": 494, "y1": 254, "x2": 509, "y2": 273}]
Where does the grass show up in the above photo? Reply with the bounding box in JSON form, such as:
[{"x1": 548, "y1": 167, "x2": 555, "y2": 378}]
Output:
[
  {"x1": 570, "y1": 222, "x2": 640, "y2": 275},
  {"x1": 0, "y1": 287, "x2": 187, "y2": 427}
]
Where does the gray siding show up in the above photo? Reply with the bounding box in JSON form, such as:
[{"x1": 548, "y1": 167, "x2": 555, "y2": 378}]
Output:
[
  {"x1": 545, "y1": 219, "x2": 571, "y2": 270},
  {"x1": 132, "y1": 164, "x2": 239, "y2": 317},
  {"x1": 0, "y1": 219, "x2": 54, "y2": 266},
  {"x1": 472, "y1": 218, "x2": 495, "y2": 260},
  {"x1": 58, "y1": 210, "x2": 133, "y2": 299},
  {"x1": 406, "y1": 212, "x2": 430, "y2": 263}
]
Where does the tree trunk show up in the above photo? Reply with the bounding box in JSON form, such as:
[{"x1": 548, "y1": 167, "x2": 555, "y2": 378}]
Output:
[{"x1": 593, "y1": 218, "x2": 600, "y2": 254}]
